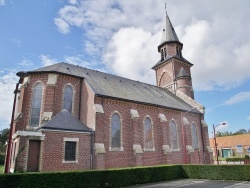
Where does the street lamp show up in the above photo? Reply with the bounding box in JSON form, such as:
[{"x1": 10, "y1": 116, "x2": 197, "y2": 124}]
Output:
[
  {"x1": 213, "y1": 122, "x2": 227, "y2": 165},
  {"x1": 4, "y1": 71, "x2": 28, "y2": 173},
  {"x1": 181, "y1": 107, "x2": 196, "y2": 164}
]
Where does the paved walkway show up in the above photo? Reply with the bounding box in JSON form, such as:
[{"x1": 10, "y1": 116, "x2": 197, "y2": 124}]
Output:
[{"x1": 128, "y1": 179, "x2": 250, "y2": 188}]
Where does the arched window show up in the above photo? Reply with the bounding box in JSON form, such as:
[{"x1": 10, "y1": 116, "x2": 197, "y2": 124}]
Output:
[
  {"x1": 144, "y1": 117, "x2": 153, "y2": 149},
  {"x1": 111, "y1": 113, "x2": 121, "y2": 148},
  {"x1": 63, "y1": 85, "x2": 73, "y2": 113},
  {"x1": 169, "y1": 120, "x2": 178, "y2": 149},
  {"x1": 161, "y1": 49, "x2": 164, "y2": 61},
  {"x1": 191, "y1": 123, "x2": 199, "y2": 149},
  {"x1": 30, "y1": 83, "x2": 43, "y2": 127}
]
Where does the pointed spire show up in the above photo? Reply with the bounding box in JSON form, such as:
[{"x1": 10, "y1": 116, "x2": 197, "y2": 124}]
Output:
[{"x1": 160, "y1": 5, "x2": 180, "y2": 44}]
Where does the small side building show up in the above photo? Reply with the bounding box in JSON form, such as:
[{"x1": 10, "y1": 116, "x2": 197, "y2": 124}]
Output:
[{"x1": 209, "y1": 134, "x2": 250, "y2": 158}]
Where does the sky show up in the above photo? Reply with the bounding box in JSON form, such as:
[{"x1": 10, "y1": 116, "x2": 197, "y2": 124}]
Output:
[{"x1": 0, "y1": 0, "x2": 250, "y2": 137}]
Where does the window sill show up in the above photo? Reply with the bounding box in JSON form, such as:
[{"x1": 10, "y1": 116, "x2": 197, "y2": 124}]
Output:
[
  {"x1": 26, "y1": 126, "x2": 39, "y2": 130},
  {"x1": 62, "y1": 160, "x2": 78, "y2": 163},
  {"x1": 171, "y1": 148, "x2": 180, "y2": 152},
  {"x1": 109, "y1": 147, "x2": 123, "y2": 151},
  {"x1": 144, "y1": 148, "x2": 155, "y2": 152}
]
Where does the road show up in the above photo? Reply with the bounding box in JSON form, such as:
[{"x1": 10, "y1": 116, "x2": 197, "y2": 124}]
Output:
[{"x1": 128, "y1": 179, "x2": 250, "y2": 188}]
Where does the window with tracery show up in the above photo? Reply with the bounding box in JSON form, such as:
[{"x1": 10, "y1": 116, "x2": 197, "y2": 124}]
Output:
[
  {"x1": 63, "y1": 85, "x2": 73, "y2": 113},
  {"x1": 30, "y1": 83, "x2": 43, "y2": 127},
  {"x1": 144, "y1": 117, "x2": 153, "y2": 149},
  {"x1": 191, "y1": 123, "x2": 199, "y2": 149},
  {"x1": 170, "y1": 120, "x2": 178, "y2": 149},
  {"x1": 111, "y1": 113, "x2": 121, "y2": 148}
]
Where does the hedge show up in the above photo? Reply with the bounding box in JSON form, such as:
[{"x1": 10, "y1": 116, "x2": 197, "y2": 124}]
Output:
[
  {"x1": 1, "y1": 164, "x2": 250, "y2": 187},
  {"x1": 0, "y1": 165, "x2": 183, "y2": 188},
  {"x1": 182, "y1": 165, "x2": 250, "y2": 181},
  {"x1": 226, "y1": 157, "x2": 246, "y2": 162}
]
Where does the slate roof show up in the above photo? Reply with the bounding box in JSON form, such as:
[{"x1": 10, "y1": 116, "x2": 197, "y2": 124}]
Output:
[
  {"x1": 160, "y1": 14, "x2": 180, "y2": 44},
  {"x1": 209, "y1": 134, "x2": 250, "y2": 148},
  {"x1": 176, "y1": 67, "x2": 190, "y2": 78},
  {"x1": 29, "y1": 62, "x2": 200, "y2": 113},
  {"x1": 152, "y1": 55, "x2": 192, "y2": 70},
  {"x1": 38, "y1": 109, "x2": 92, "y2": 132}
]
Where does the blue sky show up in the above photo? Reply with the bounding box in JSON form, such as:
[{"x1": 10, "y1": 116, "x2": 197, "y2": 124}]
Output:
[{"x1": 0, "y1": 0, "x2": 250, "y2": 137}]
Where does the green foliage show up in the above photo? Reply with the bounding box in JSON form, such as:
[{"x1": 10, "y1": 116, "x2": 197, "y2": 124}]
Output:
[
  {"x1": 0, "y1": 165, "x2": 183, "y2": 188},
  {"x1": 226, "y1": 157, "x2": 245, "y2": 162},
  {"x1": 182, "y1": 165, "x2": 250, "y2": 181},
  {"x1": 1, "y1": 165, "x2": 250, "y2": 187},
  {"x1": 216, "y1": 129, "x2": 250, "y2": 137},
  {"x1": 0, "y1": 165, "x2": 4, "y2": 174},
  {"x1": 0, "y1": 153, "x2": 5, "y2": 165},
  {"x1": 0, "y1": 128, "x2": 9, "y2": 153}
]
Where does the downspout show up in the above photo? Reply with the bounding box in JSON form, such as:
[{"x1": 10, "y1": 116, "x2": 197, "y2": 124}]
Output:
[
  {"x1": 200, "y1": 113, "x2": 205, "y2": 164},
  {"x1": 90, "y1": 130, "x2": 95, "y2": 170},
  {"x1": 181, "y1": 112, "x2": 186, "y2": 164},
  {"x1": 78, "y1": 78, "x2": 83, "y2": 120}
]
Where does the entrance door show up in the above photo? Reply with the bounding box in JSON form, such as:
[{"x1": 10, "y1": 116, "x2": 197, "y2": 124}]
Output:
[
  {"x1": 222, "y1": 149, "x2": 231, "y2": 158},
  {"x1": 27, "y1": 140, "x2": 40, "y2": 172}
]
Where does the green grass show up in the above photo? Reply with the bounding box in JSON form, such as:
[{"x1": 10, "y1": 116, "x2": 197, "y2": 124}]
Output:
[{"x1": 0, "y1": 165, "x2": 4, "y2": 174}]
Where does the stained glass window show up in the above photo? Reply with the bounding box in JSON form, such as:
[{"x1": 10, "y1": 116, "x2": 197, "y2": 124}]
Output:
[
  {"x1": 111, "y1": 113, "x2": 121, "y2": 148},
  {"x1": 170, "y1": 120, "x2": 178, "y2": 149},
  {"x1": 63, "y1": 85, "x2": 73, "y2": 113},
  {"x1": 191, "y1": 123, "x2": 199, "y2": 149},
  {"x1": 144, "y1": 117, "x2": 153, "y2": 149},
  {"x1": 30, "y1": 83, "x2": 42, "y2": 127}
]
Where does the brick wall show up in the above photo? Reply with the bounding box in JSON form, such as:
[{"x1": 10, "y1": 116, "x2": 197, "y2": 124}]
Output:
[
  {"x1": 41, "y1": 131, "x2": 91, "y2": 172},
  {"x1": 95, "y1": 97, "x2": 206, "y2": 169}
]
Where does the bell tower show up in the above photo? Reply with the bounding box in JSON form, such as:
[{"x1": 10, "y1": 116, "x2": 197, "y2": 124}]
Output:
[{"x1": 152, "y1": 7, "x2": 194, "y2": 99}]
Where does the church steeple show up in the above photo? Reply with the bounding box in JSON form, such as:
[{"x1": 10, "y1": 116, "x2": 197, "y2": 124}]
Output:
[
  {"x1": 152, "y1": 7, "x2": 194, "y2": 99},
  {"x1": 160, "y1": 8, "x2": 180, "y2": 45}
]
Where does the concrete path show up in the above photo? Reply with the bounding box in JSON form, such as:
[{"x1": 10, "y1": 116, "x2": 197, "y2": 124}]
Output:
[{"x1": 128, "y1": 179, "x2": 250, "y2": 188}]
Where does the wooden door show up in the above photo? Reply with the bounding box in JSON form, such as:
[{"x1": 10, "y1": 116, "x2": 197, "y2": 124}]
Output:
[{"x1": 27, "y1": 140, "x2": 40, "y2": 172}]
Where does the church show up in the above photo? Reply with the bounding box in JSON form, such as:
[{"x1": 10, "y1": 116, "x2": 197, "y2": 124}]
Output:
[{"x1": 6, "y1": 12, "x2": 213, "y2": 172}]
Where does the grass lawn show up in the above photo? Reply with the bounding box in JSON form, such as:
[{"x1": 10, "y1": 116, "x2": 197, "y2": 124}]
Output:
[{"x1": 0, "y1": 165, "x2": 4, "y2": 174}]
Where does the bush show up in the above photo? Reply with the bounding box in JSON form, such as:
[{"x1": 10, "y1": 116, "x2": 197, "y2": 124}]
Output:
[
  {"x1": 182, "y1": 165, "x2": 250, "y2": 181},
  {"x1": 0, "y1": 165, "x2": 183, "y2": 188},
  {"x1": 0, "y1": 153, "x2": 5, "y2": 165},
  {"x1": 1, "y1": 164, "x2": 250, "y2": 187},
  {"x1": 226, "y1": 157, "x2": 245, "y2": 162}
]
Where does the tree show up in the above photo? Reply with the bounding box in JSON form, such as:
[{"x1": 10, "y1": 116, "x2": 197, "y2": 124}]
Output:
[{"x1": 0, "y1": 128, "x2": 10, "y2": 153}]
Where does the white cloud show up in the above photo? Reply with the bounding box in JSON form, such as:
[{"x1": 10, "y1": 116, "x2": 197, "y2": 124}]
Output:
[
  {"x1": 104, "y1": 27, "x2": 159, "y2": 83},
  {"x1": 19, "y1": 58, "x2": 33, "y2": 67},
  {"x1": 54, "y1": 0, "x2": 250, "y2": 92},
  {"x1": 247, "y1": 115, "x2": 250, "y2": 121},
  {"x1": 0, "y1": 0, "x2": 5, "y2": 6},
  {"x1": 39, "y1": 54, "x2": 58, "y2": 66},
  {"x1": 10, "y1": 38, "x2": 21, "y2": 47},
  {"x1": 223, "y1": 91, "x2": 250, "y2": 105},
  {"x1": 0, "y1": 71, "x2": 18, "y2": 130},
  {"x1": 64, "y1": 55, "x2": 92, "y2": 67},
  {"x1": 54, "y1": 18, "x2": 70, "y2": 34}
]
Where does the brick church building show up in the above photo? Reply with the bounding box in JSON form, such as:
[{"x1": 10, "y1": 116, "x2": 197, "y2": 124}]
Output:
[{"x1": 6, "y1": 12, "x2": 213, "y2": 172}]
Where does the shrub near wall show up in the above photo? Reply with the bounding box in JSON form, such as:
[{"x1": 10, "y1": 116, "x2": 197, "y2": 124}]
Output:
[
  {"x1": 182, "y1": 165, "x2": 250, "y2": 181},
  {"x1": 0, "y1": 165, "x2": 183, "y2": 188}
]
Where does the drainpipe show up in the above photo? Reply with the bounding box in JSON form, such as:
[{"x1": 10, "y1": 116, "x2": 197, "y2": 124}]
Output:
[
  {"x1": 200, "y1": 114, "x2": 205, "y2": 164},
  {"x1": 90, "y1": 130, "x2": 95, "y2": 170},
  {"x1": 181, "y1": 112, "x2": 186, "y2": 164},
  {"x1": 78, "y1": 78, "x2": 83, "y2": 120}
]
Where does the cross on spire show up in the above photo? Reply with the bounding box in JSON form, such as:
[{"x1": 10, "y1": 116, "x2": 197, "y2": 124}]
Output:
[{"x1": 165, "y1": 3, "x2": 168, "y2": 16}]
